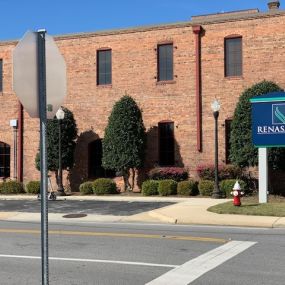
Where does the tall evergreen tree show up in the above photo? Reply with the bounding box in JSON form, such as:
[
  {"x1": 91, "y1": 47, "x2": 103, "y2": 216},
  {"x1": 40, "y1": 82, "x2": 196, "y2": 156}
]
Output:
[
  {"x1": 102, "y1": 95, "x2": 146, "y2": 191},
  {"x1": 230, "y1": 80, "x2": 285, "y2": 169},
  {"x1": 35, "y1": 107, "x2": 78, "y2": 185}
]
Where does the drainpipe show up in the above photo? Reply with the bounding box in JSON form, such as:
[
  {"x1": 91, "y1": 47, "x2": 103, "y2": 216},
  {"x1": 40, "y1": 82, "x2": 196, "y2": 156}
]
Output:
[
  {"x1": 17, "y1": 101, "x2": 23, "y2": 182},
  {"x1": 192, "y1": 25, "x2": 202, "y2": 152}
]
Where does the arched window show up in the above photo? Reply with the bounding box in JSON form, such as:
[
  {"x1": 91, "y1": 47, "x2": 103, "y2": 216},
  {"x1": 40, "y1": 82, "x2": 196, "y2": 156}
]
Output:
[
  {"x1": 0, "y1": 142, "x2": 10, "y2": 178},
  {"x1": 158, "y1": 121, "x2": 175, "y2": 166},
  {"x1": 88, "y1": 139, "x2": 115, "y2": 179}
]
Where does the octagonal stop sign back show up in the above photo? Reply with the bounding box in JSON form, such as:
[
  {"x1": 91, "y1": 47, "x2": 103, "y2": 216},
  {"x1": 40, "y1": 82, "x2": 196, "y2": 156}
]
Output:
[{"x1": 13, "y1": 31, "x2": 66, "y2": 119}]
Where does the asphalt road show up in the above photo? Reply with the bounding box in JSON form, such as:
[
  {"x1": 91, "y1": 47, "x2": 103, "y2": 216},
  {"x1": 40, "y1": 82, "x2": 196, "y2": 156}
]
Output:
[
  {"x1": 0, "y1": 221, "x2": 284, "y2": 285},
  {"x1": 0, "y1": 200, "x2": 174, "y2": 215}
]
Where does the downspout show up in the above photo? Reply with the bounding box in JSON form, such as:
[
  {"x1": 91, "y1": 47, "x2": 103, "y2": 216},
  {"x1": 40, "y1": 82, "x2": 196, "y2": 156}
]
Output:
[
  {"x1": 17, "y1": 101, "x2": 23, "y2": 182},
  {"x1": 192, "y1": 25, "x2": 202, "y2": 152}
]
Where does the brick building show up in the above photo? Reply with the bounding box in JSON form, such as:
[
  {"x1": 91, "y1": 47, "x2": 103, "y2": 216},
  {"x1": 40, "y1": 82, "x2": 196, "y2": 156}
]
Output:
[{"x1": 0, "y1": 1, "x2": 285, "y2": 190}]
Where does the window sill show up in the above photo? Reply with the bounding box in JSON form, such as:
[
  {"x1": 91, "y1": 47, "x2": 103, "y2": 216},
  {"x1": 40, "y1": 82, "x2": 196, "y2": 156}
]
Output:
[
  {"x1": 97, "y1": 84, "x2": 112, "y2": 88},
  {"x1": 156, "y1": 80, "x2": 176, "y2": 85},
  {"x1": 224, "y1": 76, "x2": 243, "y2": 80}
]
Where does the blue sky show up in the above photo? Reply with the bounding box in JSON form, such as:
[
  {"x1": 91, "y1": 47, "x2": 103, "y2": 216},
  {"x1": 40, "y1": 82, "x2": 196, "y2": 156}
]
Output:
[{"x1": 0, "y1": 0, "x2": 278, "y2": 41}]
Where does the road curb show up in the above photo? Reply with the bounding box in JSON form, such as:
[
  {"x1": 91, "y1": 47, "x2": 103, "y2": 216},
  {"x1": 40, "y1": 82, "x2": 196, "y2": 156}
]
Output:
[{"x1": 148, "y1": 210, "x2": 177, "y2": 224}]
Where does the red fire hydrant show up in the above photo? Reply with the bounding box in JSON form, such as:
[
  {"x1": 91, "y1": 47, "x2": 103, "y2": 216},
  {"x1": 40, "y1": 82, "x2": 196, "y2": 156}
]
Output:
[{"x1": 231, "y1": 181, "x2": 244, "y2": 206}]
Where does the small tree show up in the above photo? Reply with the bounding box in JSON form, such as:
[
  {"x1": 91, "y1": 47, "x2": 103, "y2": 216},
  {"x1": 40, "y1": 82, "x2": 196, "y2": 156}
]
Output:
[
  {"x1": 230, "y1": 80, "x2": 285, "y2": 169},
  {"x1": 35, "y1": 107, "x2": 78, "y2": 187},
  {"x1": 102, "y1": 95, "x2": 146, "y2": 191}
]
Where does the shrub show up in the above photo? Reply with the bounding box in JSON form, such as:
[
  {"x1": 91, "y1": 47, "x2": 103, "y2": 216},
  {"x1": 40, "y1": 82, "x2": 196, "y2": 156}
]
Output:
[
  {"x1": 230, "y1": 80, "x2": 285, "y2": 169},
  {"x1": 177, "y1": 180, "x2": 199, "y2": 196},
  {"x1": 220, "y1": 179, "x2": 247, "y2": 198},
  {"x1": 79, "y1": 181, "x2": 94, "y2": 195},
  {"x1": 196, "y1": 165, "x2": 215, "y2": 180},
  {"x1": 158, "y1": 179, "x2": 177, "y2": 196},
  {"x1": 148, "y1": 167, "x2": 188, "y2": 182},
  {"x1": 198, "y1": 180, "x2": 214, "y2": 196},
  {"x1": 26, "y1": 181, "x2": 41, "y2": 194},
  {"x1": 0, "y1": 181, "x2": 25, "y2": 194},
  {"x1": 196, "y1": 164, "x2": 242, "y2": 180},
  {"x1": 219, "y1": 165, "x2": 242, "y2": 180},
  {"x1": 92, "y1": 178, "x2": 117, "y2": 195},
  {"x1": 142, "y1": 180, "x2": 159, "y2": 196}
]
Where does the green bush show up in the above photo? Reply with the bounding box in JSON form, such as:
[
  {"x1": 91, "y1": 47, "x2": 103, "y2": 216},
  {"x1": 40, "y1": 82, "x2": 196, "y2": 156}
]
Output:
[
  {"x1": 92, "y1": 178, "x2": 118, "y2": 195},
  {"x1": 26, "y1": 181, "x2": 40, "y2": 194},
  {"x1": 142, "y1": 180, "x2": 159, "y2": 196},
  {"x1": 220, "y1": 179, "x2": 247, "y2": 198},
  {"x1": 198, "y1": 180, "x2": 214, "y2": 196},
  {"x1": 230, "y1": 80, "x2": 285, "y2": 169},
  {"x1": 158, "y1": 179, "x2": 177, "y2": 196},
  {"x1": 79, "y1": 181, "x2": 94, "y2": 195},
  {"x1": 148, "y1": 167, "x2": 188, "y2": 182},
  {"x1": 0, "y1": 181, "x2": 25, "y2": 194},
  {"x1": 196, "y1": 164, "x2": 242, "y2": 180},
  {"x1": 177, "y1": 180, "x2": 199, "y2": 196}
]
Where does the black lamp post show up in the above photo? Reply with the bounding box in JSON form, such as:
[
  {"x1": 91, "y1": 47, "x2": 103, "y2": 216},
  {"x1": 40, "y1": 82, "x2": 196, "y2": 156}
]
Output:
[
  {"x1": 56, "y1": 107, "x2": 65, "y2": 196},
  {"x1": 211, "y1": 99, "x2": 222, "y2": 198}
]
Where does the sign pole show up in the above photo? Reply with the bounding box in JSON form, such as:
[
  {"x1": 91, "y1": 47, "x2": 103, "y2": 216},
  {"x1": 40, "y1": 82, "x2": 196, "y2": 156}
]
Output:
[
  {"x1": 258, "y1": 147, "x2": 268, "y2": 203},
  {"x1": 37, "y1": 29, "x2": 49, "y2": 285}
]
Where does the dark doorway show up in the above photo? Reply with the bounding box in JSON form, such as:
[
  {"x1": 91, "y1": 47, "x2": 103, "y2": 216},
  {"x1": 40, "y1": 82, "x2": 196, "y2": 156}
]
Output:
[{"x1": 88, "y1": 139, "x2": 115, "y2": 179}]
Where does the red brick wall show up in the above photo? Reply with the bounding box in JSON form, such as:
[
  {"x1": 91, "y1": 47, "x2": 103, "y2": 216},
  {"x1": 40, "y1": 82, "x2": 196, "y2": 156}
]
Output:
[{"x1": 1, "y1": 12, "x2": 285, "y2": 190}]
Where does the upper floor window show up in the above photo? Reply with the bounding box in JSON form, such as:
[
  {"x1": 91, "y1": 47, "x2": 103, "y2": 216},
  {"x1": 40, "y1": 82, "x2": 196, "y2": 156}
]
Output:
[
  {"x1": 97, "y1": 49, "x2": 112, "y2": 85},
  {"x1": 0, "y1": 59, "x2": 3, "y2": 92},
  {"x1": 224, "y1": 37, "x2": 242, "y2": 77},
  {"x1": 157, "y1": 44, "x2": 173, "y2": 81},
  {"x1": 0, "y1": 142, "x2": 10, "y2": 178},
  {"x1": 158, "y1": 121, "x2": 174, "y2": 166}
]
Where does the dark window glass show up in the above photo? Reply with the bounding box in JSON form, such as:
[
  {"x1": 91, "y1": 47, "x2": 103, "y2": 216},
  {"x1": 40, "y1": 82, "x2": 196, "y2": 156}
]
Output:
[
  {"x1": 158, "y1": 44, "x2": 173, "y2": 81},
  {"x1": 225, "y1": 119, "x2": 232, "y2": 164},
  {"x1": 0, "y1": 142, "x2": 10, "y2": 177},
  {"x1": 225, "y1": 37, "x2": 242, "y2": 77},
  {"x1": 97, "y1": 50, "x2": 112, "y2": 85},
  {"x1": 88, "y1": 139, "x2": 115, "y2": 178},
  {"x1": 159, "y1": 122, "x2": 174, "y2": 166},
  {"x1": 0, "y1": 59, "x2": 3, "y2": 92}
]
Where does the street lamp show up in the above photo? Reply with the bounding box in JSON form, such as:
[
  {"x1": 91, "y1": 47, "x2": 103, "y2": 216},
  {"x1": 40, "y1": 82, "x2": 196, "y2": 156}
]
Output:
[
  {"x1": 10, "y1": 119, "x2": 18, "y2": 180},
  {"x1": 56, "y1": 107, "x2": 65, "y2": 196},
  {"x1": 211, "y1": 99, "x2": 222, "y2": 198}
]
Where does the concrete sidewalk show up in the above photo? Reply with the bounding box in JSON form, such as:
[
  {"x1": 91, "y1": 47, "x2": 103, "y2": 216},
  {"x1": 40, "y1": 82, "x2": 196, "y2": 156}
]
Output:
[{"x1": 0, "y1": 195, "x2": 284, "y2": 228}]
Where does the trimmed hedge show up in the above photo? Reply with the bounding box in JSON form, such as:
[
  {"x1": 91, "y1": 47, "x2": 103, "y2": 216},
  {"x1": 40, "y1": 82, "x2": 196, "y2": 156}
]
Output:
[
  {"x1": 26, "y1": 181, "x2": 41, "y2": 194},
  {"x1": 0, "y1": 181, "x2": 25, "y2": 194},
  {"x1": 142, "y1": 180, "x2": 159, "y2": 196},
  {"x1": 79, "y1": 181, "x2": 94, "y2": 195},
  {"x1": 92, "y1": 178, "x2": 117, "y2": 195},
  {"x1": 196, "y1": 164, "x2": 242, "y2": 180},
  {"x1": 148, "y1": 167, "x2": 188, "y2": 182},
  {"x1": 177, "y1": 180, "x2": 199, "y2": 196},
  {"x1": 220, "y1": 179, "x2": 247, "y2": 198},
  {"x1": 198, "y1": 180, "x2": 214, "y2": 196},
  {"x1": 158, "y1": 179, "x2": 177, "y2": 196}
]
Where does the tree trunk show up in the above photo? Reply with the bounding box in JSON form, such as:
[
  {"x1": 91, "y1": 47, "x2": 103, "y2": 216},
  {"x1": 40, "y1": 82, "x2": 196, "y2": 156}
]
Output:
[
  {"x1": 122, "y1": 168, "x2": 131, "y2": 192},
  {"x1": 131, "y1": 168, "x2": 135, "y2": 191},
  {"x1": 54, "y1": 170, "x2": 59, "y2": 188}
]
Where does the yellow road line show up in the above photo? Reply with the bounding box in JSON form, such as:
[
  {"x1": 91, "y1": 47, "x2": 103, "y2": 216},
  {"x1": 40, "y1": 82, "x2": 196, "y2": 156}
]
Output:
[{"x1": 0, "y1": 228, "x2": 227, "y2": 243}]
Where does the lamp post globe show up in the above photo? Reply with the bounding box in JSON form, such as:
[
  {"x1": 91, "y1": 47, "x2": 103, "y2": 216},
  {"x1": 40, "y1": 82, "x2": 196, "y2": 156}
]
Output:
[
  {"x1": 56, "y1": 107, "x2": 65, "y2": 196},
  {"x1": 211, "y1": 99, "x2": 222, "y2": 198}
]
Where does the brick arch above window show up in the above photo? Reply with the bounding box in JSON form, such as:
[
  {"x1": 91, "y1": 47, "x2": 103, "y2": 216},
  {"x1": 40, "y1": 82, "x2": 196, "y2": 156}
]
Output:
[{"x1": 224, "y1": 34, "x2": 242, "y2": 39}]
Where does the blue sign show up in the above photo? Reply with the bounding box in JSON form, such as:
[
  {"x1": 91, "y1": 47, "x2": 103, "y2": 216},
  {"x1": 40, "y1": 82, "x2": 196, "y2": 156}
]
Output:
[{"x1": 250, "y1": 92, "x2": 285, "y2": 147}]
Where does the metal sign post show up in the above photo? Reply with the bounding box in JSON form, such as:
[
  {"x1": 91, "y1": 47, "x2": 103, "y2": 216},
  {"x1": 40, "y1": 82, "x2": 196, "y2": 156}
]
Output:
[
  {"x1": 13, "y1": 30, "x2": 66, "y2": 285},
  {"x1": 37, "y1": 29, "x2": 49, "y2": 285}
]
